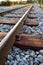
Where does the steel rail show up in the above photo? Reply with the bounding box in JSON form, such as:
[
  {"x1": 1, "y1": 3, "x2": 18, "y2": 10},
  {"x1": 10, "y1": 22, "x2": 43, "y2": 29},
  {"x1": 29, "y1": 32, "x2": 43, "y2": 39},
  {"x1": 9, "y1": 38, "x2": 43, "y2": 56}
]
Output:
[{"x1": 0, "y1": 5, "x2": 33, "y2": 65}]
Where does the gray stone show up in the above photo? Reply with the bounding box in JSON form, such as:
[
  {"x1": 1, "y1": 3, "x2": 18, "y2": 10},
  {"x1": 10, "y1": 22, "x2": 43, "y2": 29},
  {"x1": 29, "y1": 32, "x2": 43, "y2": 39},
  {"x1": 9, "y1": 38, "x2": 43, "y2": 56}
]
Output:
[
  {"x1": 28, "y1": 27, "x2": 32, "y2": 30},
  {"x1": 36, "y1": 29, "x2": 41, "y2": 33},
  {"x1": 22, "y1": 50, "x2": 25, "y2": 53},
  {"x1": 31, "y1": 29, "x2": 35, "y2": 33},
  {"x1": 40, "y1": 63, "x2": 43, "y2": 65},
  {"x1": 29, "y1": 57, "x2": 33, "y2": 61},
  {"x1": 11, "y1": 60, "x2": 15, "y2": 64},
  {"x1": 20, "y1": 53, "x2": 24, "y2": 56},
  {"x1": 37, "y1": 55, "x2": 43, "y2": 63},
  {"x1": 34, "y1": 63, "x2": 39, "y2": 65},
  {"x1": 34, "y1": 58, "x2": 39, "y2": 65},
  {"x1": 5, "y1": 60, "x2": 10, "y2": 65},
  {"x1": 14, "y1": 48, "x2": 20, "y2": 52},
  {"x1": 16, "y1": 55, "x2": 20, "y2": 61},
  {"x1": 25, "y1": 55, "x2": 30, "y2": 59},
  {"x1": 39, "y1": 22, "x2": 43, "y2": 26},
  {"x1": 39, "y1": 50, "x2": 43, "y2": 55},
  {"x1": 12, "y1": 46, "x2": 16, "y2": 51},
  {"x1": 8, "y1": 55, "x2": 13, "y2": 61},
  {"x1": 24, "y1": 27, "x2": 31, "y2": 34},
  {"x1": 0, "y1": 24, "x2": 14, "y2": 32},
  {"x1": 5, "y1": 29, "x2": 9, "y2": 32},
  {"x1": 18, "y1": 61, "x2": 24, "y2": 65},
  {"x1": 36, "y1": 51, "x2": 39, "y2": 55},
  {"x1": 29, "y1": 50, "x2": 35, "y2": 57},
  {"x1": 29, "y1": 60, "x2": 33, "y2": 65},
  {"x1": 25, "y1": 51, "x2": 29, "y2": 55},
  {"x1": 13, "y1": 60, "x2": 18, "y2": 65},
  {"x1": 39, "y1": 32, "x2": 43, "y2": 34},
  {"x1": 0, "y1": 29, "x2": 4, "y2": 32}
]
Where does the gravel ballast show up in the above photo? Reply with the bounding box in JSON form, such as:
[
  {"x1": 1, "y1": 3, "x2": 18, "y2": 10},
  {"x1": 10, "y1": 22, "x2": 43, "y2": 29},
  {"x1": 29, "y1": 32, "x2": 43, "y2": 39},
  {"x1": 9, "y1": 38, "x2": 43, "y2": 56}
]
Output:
[
  {"x1": 0, "y1": 24, "x2": 14, "y2": 32},
  {"x1": 4, "y1": 46, "x2": 43, "y2": 65}
]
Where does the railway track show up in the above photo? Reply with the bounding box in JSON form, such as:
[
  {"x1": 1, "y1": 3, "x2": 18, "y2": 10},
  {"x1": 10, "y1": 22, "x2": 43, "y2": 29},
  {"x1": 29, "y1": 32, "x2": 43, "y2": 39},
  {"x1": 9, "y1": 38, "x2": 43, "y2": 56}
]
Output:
[
  {"x1": 0, "y1": 4, "x2": 33, "y2": 65},
  {"x1": 0, "y1": 4, "x2": 43, "y2": 65}
]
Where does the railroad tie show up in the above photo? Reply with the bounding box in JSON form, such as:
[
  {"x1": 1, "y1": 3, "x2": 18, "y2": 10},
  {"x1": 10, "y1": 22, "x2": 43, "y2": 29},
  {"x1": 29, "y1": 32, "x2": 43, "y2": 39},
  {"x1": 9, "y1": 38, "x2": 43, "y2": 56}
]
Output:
[
  {"x1": 0, "y1": 20, "x2": 17, "y2": 25},
  {"x1": 15, "y1": 34, "x2": 43, "y2": 50},
  {"x1": 4, "y1": 15, "x2": 22, "y2": 18},
  {"x1": 24, "y1": 21, "x2": 39, "y2": 26},
  {"x1": 27, "y1": 15, "x2": 38, "y2": 19},
  {"x1": 29, "y1": 12, "x2": 37, "y2": 14},
  {"x1": 11, "y1": 12, "x2": 24, "y2": 14}
]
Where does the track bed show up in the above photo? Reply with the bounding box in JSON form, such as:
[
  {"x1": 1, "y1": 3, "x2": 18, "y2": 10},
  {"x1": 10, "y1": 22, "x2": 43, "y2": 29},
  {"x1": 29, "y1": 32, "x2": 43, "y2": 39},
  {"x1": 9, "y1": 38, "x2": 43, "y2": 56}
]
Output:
[{"x1": 0, "y1": 4, "x2": 43, "y2": 65}]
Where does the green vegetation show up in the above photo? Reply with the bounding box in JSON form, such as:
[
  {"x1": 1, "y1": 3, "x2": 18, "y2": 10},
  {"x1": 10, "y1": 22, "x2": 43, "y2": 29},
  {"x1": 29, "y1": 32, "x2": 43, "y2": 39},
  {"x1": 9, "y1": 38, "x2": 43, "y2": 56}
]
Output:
[
  {"x1": 0, "y1": 0, "x2": 34, "y2": 6},
  {"x1": 27, "y1": 0, "x2": 34, "y2": 3},
  {"x1": 0, "y1": 0, "x2": 11, "y2": 6},
  {"x1": 0, "y1": 0, "x2": 43, "y2": 8},
  {"x1": 0, "y1": 1, "x2": 27, "y2": 6},
  {"x1": 37, "y1": 0, "x2": 43, "y2": 9}
]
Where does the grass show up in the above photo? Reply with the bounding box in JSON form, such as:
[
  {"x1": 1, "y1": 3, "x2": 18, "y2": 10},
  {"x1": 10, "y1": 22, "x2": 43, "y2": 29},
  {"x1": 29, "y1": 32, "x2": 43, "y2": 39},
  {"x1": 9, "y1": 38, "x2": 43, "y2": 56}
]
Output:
[
  {"x1": 40, "y1": 4, "x2": 43, "y2": 9},
  {"x1": 11, "y1": 3, "x2": 27, "y2": 7},
  {"x1": 38, "y1": 4, "x2": 43, "y2": 9},
  {"x1": 0, "y1": 2, "x2": 28, "y2": 6}
]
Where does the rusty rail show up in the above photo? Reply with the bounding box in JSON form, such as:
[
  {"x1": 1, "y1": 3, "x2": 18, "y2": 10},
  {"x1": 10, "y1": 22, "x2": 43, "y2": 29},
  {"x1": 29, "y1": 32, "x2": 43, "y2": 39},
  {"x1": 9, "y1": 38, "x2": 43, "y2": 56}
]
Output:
[{"x1": 0, "y1": 5, "x2": 33, "y2": 65}]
